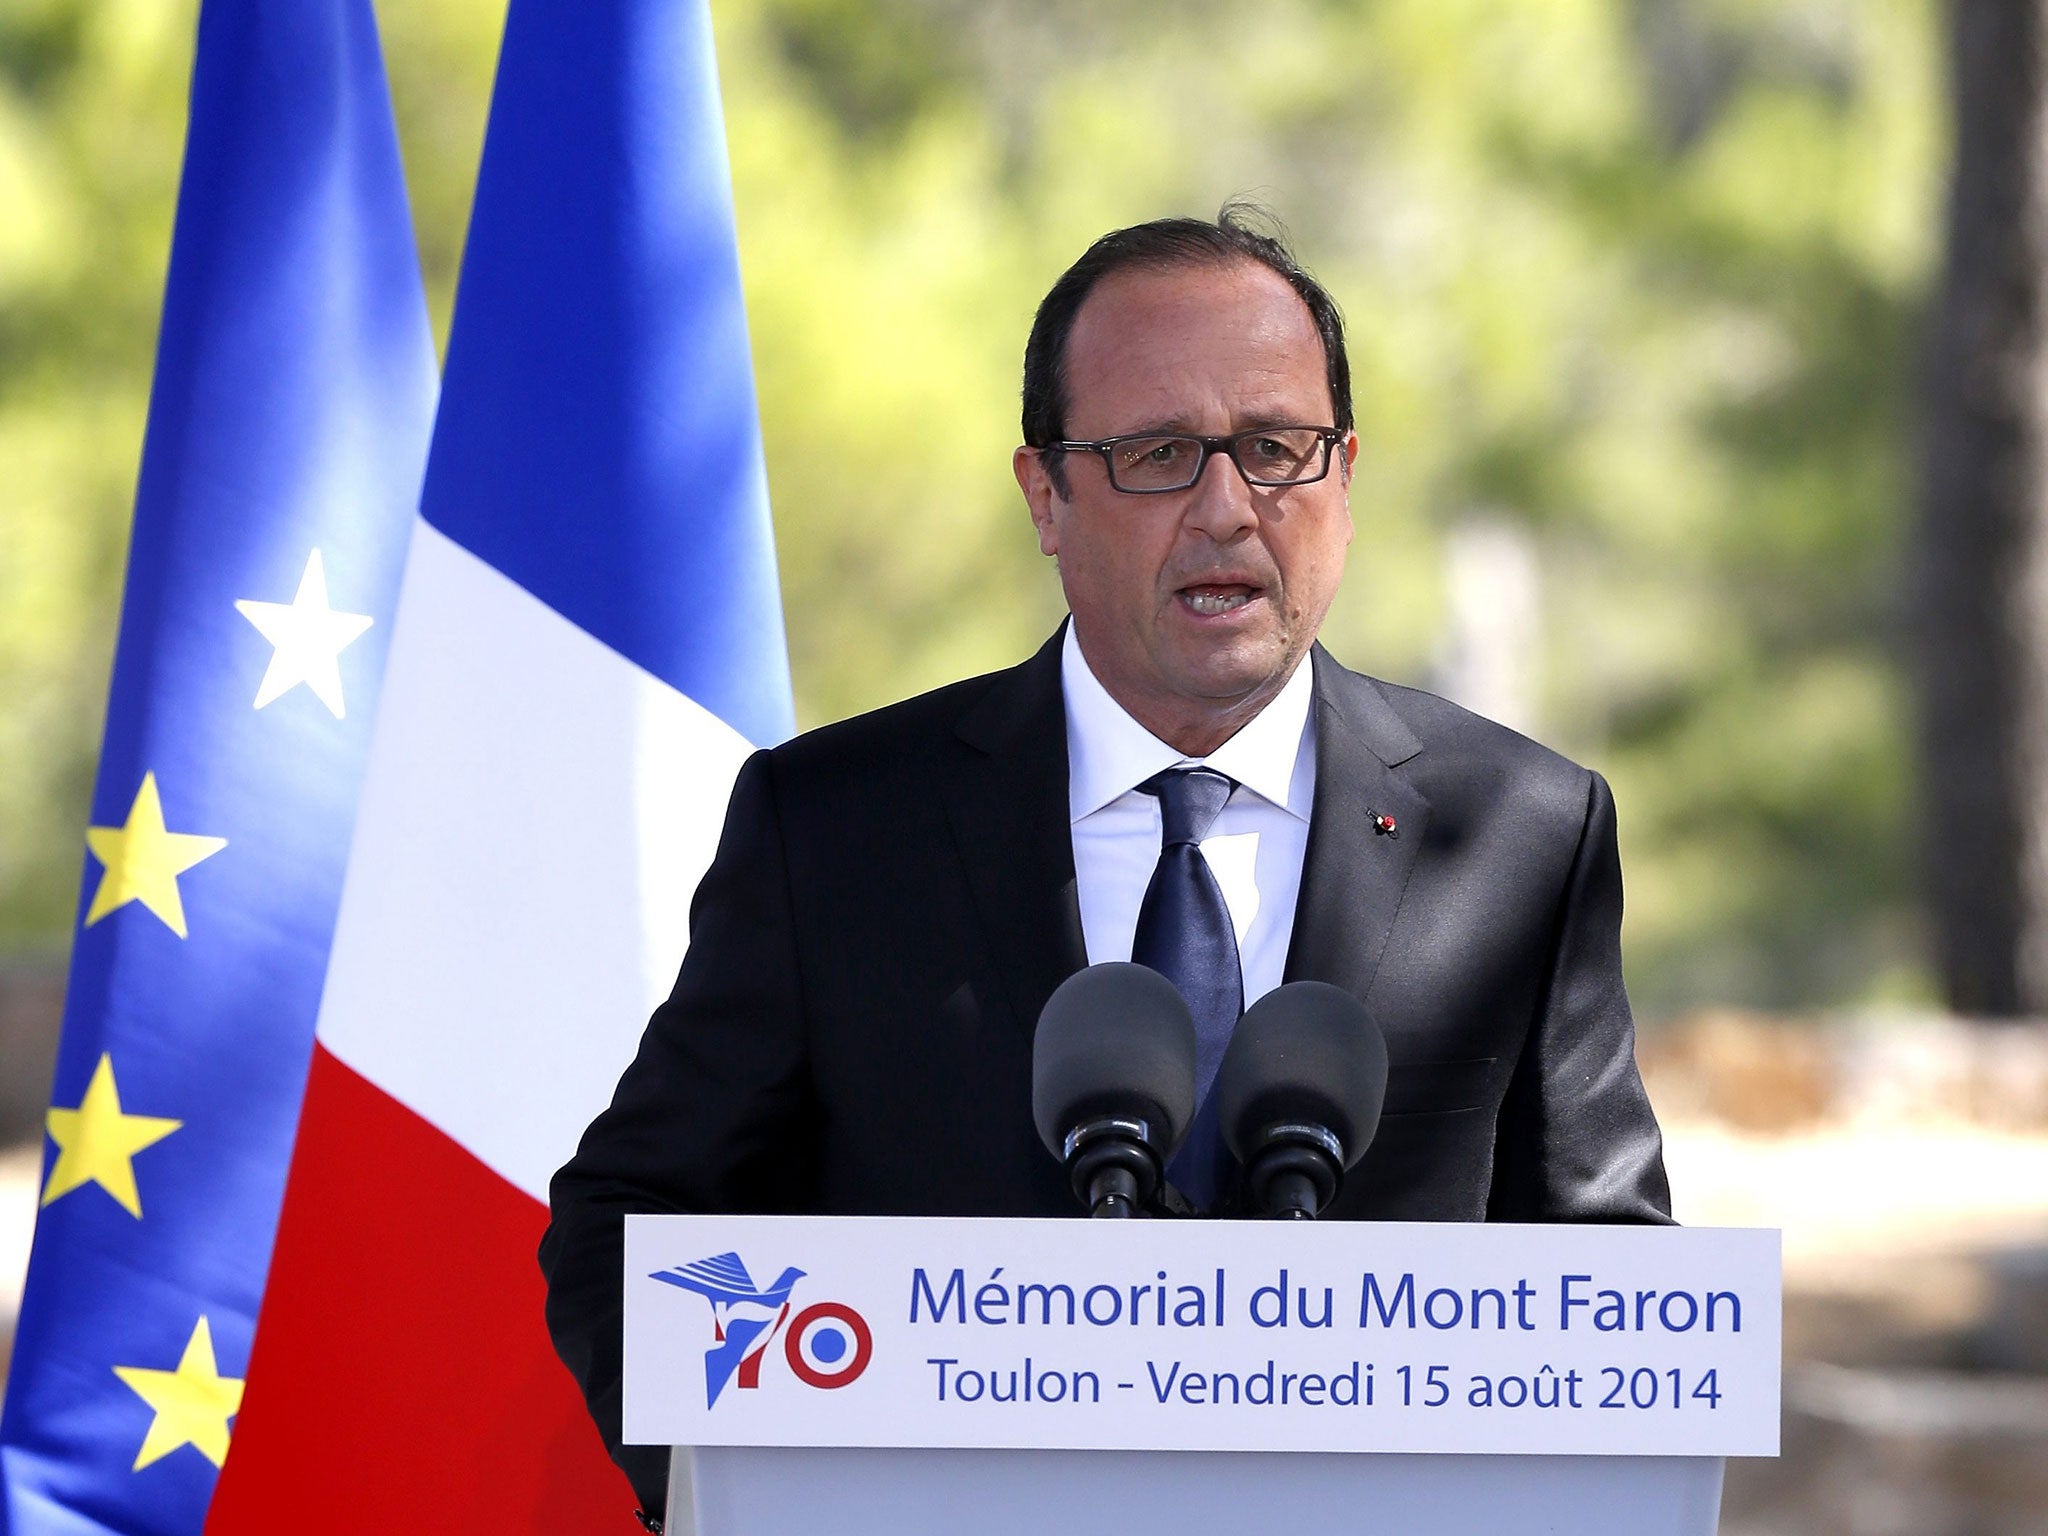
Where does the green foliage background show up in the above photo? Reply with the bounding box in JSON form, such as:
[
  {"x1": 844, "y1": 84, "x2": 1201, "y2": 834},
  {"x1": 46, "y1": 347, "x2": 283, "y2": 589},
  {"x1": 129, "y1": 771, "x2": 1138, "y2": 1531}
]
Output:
[{"x1": 0, "y1": 0, "x2": 1944, "y2": 1016}]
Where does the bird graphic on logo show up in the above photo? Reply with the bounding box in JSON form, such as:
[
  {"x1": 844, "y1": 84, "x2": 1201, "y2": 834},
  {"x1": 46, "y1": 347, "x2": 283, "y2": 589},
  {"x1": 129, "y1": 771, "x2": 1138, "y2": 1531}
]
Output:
[{"x1": 650, "y1": 1252, "x2": 806, "y2": 1406}]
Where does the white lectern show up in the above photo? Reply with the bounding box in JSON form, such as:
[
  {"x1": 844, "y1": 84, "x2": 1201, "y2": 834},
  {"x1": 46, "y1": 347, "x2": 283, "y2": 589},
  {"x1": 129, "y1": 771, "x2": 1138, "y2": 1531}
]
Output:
[
  {"x1": 624, "y1": 1216, "x2": 1778, "y2": 1536},
  {"x1": 670, "y1": 1445, "x2": 1726, "y2": 1535}
]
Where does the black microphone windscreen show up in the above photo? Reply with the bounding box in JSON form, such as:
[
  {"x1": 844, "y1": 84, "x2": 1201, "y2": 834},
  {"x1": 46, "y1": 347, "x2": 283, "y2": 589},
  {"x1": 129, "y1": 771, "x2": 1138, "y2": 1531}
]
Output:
[
  {"x1": 1214, "y1": 981, "x2": 1388, "y2": 1168},
  {"x1": 1032, "y1": 962, "x2": 1198, "y2": 1158}
]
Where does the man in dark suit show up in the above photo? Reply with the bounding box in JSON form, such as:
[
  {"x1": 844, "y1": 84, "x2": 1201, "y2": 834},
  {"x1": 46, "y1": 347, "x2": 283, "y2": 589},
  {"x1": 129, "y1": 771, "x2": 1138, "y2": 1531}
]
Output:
[{"x1": 541, "y1": 210, "x2": 1671, "y2": 1515}]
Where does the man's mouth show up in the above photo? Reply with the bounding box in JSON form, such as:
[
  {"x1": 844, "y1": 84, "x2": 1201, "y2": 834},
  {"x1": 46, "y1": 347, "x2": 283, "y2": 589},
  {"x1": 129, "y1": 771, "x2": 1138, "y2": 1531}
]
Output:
[{"x1": 1178, "y1": 583, "x2": 1257, "y2": 617}]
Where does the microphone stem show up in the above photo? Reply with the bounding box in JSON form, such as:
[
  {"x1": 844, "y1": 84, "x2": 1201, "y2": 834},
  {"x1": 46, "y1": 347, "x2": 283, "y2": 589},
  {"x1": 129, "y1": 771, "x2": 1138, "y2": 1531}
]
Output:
[
  {"x1": 1265, "y1": 1166, "x2": 1322, "y2": 1220},
  {"x1": 1087, "y1": 1162, "x2": 1142, "y2": 1217}
]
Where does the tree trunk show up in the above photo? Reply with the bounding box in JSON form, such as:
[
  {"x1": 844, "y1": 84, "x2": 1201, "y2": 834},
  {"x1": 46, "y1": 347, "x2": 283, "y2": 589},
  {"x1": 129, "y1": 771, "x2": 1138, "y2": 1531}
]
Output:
[{"x1": 1918, "y1": 0, "x2": 2048, "y2": 1015}]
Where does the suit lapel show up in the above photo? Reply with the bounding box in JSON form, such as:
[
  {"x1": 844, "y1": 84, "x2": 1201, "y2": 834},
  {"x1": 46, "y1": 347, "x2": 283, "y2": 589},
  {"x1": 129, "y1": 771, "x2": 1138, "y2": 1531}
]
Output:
[
  {"x1": 943, "y1": 631, "x2": 1089, "y2": 1034},
  {"x1": 1284, "y1": 647, "x2": 1432, "y2": 1001}
]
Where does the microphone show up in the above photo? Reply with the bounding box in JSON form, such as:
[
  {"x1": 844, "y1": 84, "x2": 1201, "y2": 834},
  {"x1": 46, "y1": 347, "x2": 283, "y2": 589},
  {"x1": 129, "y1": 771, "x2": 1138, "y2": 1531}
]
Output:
[
  {"x1": 1032, "y1": 963, "x2": 1198, "y2": 1218},
  {"x1": 1214, "y1": 981, "x2": 1388, "y2": 1220}
]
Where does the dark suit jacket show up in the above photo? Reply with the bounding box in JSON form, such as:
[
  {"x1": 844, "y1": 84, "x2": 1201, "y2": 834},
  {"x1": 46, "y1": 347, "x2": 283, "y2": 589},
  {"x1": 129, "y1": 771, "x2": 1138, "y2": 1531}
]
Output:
[{"x1": 540, "y1": 633, "x2": 1672, "y2": 1508}]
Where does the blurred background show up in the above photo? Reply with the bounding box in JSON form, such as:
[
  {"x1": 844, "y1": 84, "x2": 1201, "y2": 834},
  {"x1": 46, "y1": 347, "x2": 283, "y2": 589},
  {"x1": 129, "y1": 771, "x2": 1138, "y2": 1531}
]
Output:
[{"x1": 2, "y1": 0, "x2": 2046, "y2": 1529}]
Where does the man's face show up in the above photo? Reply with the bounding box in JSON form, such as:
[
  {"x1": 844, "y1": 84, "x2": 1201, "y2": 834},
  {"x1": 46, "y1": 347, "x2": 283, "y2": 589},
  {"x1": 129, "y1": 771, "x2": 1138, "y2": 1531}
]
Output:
[{"x1": 1014, "y1": 259, "x2": 1357, "y2": 749}]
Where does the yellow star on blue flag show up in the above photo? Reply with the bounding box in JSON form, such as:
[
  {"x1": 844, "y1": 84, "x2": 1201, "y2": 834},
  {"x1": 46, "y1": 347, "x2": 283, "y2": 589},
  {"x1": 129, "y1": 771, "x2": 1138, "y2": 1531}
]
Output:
[
  {"x1": 234, "y1": 549, "x2": 375, "y2": 718},
  {"x1": 113, "y1": 1317, "x2": 245, "y2": 1471},
  {"x1": 83, "y1": 773, "x2": 227, "y2": 938},
  {"x1": 42, "y1": 1054, "x2": 182, "y2": 1218}
]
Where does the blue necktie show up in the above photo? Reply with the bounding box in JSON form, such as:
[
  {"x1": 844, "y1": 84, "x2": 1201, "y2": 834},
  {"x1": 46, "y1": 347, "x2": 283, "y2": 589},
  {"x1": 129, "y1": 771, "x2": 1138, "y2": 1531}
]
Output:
[{"x1": 1131, "y1": 767, "x2": 1242, "y2": 1210}]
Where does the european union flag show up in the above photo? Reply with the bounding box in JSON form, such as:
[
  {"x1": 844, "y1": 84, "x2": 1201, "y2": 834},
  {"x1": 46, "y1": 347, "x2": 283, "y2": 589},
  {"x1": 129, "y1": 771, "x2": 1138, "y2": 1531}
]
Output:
[{"x1": 0, "y1": 1, "x2": 435, "y2": 1530}]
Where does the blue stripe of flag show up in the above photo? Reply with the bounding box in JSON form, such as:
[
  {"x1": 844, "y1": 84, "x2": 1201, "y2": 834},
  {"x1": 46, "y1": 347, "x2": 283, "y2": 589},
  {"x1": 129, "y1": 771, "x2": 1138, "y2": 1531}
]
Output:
[{"x1": 419, "y1": 0, "x2": 794, "y2": 749}]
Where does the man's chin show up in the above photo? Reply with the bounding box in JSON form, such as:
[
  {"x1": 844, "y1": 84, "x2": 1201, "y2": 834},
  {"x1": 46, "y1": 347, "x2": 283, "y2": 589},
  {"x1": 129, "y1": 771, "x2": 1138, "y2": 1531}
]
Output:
[{"x1": 1159, "y1": 643, "x2": 1299, "y2": 712}]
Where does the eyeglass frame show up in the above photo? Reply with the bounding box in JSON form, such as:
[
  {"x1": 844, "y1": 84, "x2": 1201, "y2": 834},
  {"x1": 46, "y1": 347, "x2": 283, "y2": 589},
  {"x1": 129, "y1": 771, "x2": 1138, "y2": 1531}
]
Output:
[{"x1": 1043, "y1": 425, "x2": 1346, "y2": 495}]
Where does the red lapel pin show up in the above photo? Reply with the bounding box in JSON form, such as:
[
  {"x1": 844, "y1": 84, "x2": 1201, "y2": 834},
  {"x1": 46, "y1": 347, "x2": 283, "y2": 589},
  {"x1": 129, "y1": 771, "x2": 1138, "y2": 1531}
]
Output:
[{"x1": 1371, "y1": 812, "x2": 1398, "y2": 838}]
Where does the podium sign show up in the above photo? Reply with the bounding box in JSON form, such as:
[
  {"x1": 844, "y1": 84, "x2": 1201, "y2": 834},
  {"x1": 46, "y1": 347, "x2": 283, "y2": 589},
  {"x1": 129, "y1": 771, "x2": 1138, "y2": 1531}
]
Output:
[{"x1": 623, "y1": 1216, "x2": 1779, "y2": 1458}]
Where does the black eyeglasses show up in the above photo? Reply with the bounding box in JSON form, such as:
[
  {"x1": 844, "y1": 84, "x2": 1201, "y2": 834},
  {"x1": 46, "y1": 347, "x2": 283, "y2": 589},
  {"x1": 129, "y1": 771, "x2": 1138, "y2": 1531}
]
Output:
[{"x1": 1049, "y1": 426, "x2": 1343, "y2": 494}]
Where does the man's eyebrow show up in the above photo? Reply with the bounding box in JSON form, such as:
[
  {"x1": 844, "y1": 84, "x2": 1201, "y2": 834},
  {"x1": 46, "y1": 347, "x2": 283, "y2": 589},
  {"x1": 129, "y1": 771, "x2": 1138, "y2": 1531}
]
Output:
[
  {"x1": 1101, "y1": 412, "x2": 1313, "y2": 438},
  {"x1": 1090, "y1": 417, "x2": 1198, "y2": 438}
]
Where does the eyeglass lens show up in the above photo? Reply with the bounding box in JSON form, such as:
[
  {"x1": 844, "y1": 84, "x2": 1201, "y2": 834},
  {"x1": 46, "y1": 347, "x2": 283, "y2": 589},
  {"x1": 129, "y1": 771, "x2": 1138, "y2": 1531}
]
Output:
[{"x1": 1106, "y1": 429, "x2": 1328, "y2": 491}]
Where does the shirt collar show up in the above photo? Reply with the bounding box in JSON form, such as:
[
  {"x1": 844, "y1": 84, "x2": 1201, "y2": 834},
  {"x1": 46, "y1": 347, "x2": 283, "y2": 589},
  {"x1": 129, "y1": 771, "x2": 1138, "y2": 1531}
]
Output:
[{"x1": 1062, "y1": 622, "x2": 1316, "y2": 824}]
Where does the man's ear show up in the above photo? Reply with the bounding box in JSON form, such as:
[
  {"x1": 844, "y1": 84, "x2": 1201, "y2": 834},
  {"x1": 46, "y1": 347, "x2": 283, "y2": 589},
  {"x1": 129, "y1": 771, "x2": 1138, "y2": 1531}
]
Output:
[
  {"x1": 1338, "y1": 429, "x2": 1359, "y2": 487},
  {"x1": 1013, "y1": 445, "x2": 1063, "y2": 556}
]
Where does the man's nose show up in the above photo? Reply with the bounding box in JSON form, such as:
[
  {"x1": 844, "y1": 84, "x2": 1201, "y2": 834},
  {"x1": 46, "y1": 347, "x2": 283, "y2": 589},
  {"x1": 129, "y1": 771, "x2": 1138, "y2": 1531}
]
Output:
[{"x1": 1181, "y1": 445, "x2": 1260, "y2": 541}]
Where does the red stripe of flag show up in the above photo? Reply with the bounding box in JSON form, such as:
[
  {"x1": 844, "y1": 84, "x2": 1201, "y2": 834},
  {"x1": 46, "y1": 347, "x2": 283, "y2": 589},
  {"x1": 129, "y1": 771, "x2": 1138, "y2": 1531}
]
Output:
[{"x1": 206, "y1": 1046, "x2": 630, "y2": 1531}]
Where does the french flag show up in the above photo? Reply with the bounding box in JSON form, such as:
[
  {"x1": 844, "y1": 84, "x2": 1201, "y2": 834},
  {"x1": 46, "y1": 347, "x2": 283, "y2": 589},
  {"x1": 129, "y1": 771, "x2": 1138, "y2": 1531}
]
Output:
[{"x1": 208, "y1": 0, "x2": 791, "y2": 1527}]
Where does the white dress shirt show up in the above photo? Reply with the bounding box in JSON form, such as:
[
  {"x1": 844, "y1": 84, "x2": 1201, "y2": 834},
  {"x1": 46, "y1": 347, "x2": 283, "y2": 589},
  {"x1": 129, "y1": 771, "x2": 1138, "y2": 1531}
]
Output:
[{"x1": 1062, "y1": 623, "x2": 1318, "y2": 1008}]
